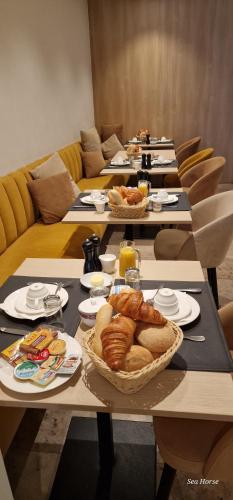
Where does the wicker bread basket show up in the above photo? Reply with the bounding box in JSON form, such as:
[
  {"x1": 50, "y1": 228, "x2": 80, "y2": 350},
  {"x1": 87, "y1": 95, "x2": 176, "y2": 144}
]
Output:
[
  {"x1": 109, "y1": 198, "x2": 148, "y2": 219},
  {"x1": 84, "y1": 320, "x2": 183, "y2": 394}
]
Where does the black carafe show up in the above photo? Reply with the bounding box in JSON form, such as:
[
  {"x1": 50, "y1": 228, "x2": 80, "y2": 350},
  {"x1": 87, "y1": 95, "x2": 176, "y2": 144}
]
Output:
[
  {"x1": 82, "y1": 239, "x2": 95, "y2": 274},
  {"x1": 141, "y1": 153, "x2": 147, "y2": 169},
  {"x1": 146, "y1": 133, "x2": 150, "y2": 145},
  {"x1": 89, "y1": 234, "x2": 102, "y2": 271},
  {"x1": 146, "y1": 153, "x2": 152, "y2": 169}
]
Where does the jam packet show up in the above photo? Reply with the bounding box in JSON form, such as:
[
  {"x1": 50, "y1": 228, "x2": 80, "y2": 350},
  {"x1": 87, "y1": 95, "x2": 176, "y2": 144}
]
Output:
[{"x1": 57, "y1": 354, "x2": 80, "y2": 375}]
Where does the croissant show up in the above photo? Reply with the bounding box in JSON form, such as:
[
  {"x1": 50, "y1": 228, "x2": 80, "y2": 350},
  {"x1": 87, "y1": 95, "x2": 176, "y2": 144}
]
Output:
[
  {"x1": 114, "y1": 186, "x2": 144, "y2": 205},
  {"x1": 101, "y1": 315, "x2": 136, "y2": 371},
  {"x1": 108, "y1": 290, "x2": 167, "y2": 326}
]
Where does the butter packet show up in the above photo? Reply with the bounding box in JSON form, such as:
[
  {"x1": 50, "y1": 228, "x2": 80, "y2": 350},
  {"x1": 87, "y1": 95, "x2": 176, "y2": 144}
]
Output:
[
  {"x1": 41, "y1": 355, "x2": 64, "y2": 371},
  {"x1": 1, "y1": 339, "x2": 27, "y2": 366},
  {"x1": 57, "y1": 354, "x2": 80, "y2": 375},
  {"x1": 31, "y1": 368, "x2": 56, "y2": 387}
]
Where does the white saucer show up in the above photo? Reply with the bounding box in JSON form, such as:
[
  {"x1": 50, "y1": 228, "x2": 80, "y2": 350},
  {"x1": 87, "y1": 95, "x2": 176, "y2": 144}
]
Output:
[
  {"x1": 80, "y1": 272, "x2": 112, "y2": 289},
  {"x1": 142, "y1": 290, "x2": 200, "y2": 326},
  {"x1": 110, "y1": 160, "x2": 130, "y2": 166},
  {"x1": 159, "y1": 138, "x2": 172, "y2": 143},
  {"x1": 128, "y1": 140, "x2": 142, "y2": 144},
  {"x1": 152, "y1": 159, "x2": 173, "y2": 165},
  {"x1": 81, "y1": 195, "x2": 108, "y2": 205},
  {"x1": 0, "y1": 332, "x2": 82, "y2": 394},
  {"x1": 150, "y1": 194, "x2": 178, "y2": 204},
  {"x1": 0, "y1": 285, "x2": 68, "y2": 320}
]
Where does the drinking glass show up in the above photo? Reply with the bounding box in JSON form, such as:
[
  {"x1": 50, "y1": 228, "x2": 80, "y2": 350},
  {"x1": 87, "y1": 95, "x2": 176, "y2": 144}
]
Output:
[
  {"x1": 43, "y1": 295, "x2": 64, "y2": 331},
  {"x1": 138, "y1": 180, "x2": 150, "y2": 197},
  {"x1": 124, "y1": 267, "x2": 141, "y2": 290},
  {"x1": 90, "y1": 286, "x2": 110, "y2": 304},
  {"x1": 119, "y1": 240, "x2": 141, "y2": 277}
]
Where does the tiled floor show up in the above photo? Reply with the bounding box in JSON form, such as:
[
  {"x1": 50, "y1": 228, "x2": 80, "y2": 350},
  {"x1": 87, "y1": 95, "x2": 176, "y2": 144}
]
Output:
[{"x1": 5, "y1": 185, "x2": 233, "y2": 499}]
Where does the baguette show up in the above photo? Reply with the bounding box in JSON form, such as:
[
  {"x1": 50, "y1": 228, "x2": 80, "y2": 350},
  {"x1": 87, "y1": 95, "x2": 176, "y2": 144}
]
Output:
[{"x1": 93, "y1": 303, "x2": 113, "y2": 357}]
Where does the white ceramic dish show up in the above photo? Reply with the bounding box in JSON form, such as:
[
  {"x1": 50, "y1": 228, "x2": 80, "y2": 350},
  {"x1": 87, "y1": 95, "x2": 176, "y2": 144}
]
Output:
[
  {"x1": 159, "y1": 138, "x2": 172, "y2": 143},
  {"x1": 78, "y1": 297, "x2": 106, "y2": 327},
  {"x1": 150, "y1": 194, "x2": 178, "y2": 205},
  {"x1": 80, "y1": 195, "x2": 108, "y2": 205},
  {"x1": 99, "y1": 254, "x2": 116, "y2": 274},
  {"x1": 0, "y1": 285, "x2": 69, "y2": 321},
  {"x1": 110, "y1": 160, "x2": 130, "y2": 166},
  {"x1": 80, "y1": 272, "x2": 112, "y2": 289},
  {"x1": 152, "y1": 159, "x2": 173, "y2": 165},
  {"x1": 142, "y1": 290, "x2": 200, "y2": 326},
  {"x1": 0, "y1": 332, "x2": 82, "y2": 394},
  {"x1": 128, "y1": 140, "x2": 142, "y2": 144}
]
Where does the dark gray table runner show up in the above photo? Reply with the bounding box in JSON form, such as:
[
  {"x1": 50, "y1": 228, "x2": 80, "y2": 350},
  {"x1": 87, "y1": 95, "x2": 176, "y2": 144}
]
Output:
[
  {"x1": 115, "y1": 279, "x2": 233, "y2": 373},
  {"x1": 69, "y1": 192, "x2": 190, "y2": 212},
  {"x1": 0, "y1": 276, "x2": 89, "y2": 352}
]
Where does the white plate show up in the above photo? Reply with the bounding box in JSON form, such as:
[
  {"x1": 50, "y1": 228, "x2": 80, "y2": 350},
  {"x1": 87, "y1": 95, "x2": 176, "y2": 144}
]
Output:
[
  {"x1": 110, "y1": 161, "x2": 131, "y2": 166},
  {"x1": 0, "y1": 332, "x2": 82, "y2": 394},
  {"x1": 142, "y1": 290, "x2": 200, "y2": 326},
  {"x1": 158, "y1": 138, "x2": 173, "y2": 143},
  {"x1": 80, "y1": 195, "x2": 108, "y2": 205},
  {"x1": 150, "y1": 194, "x2": 178, "y2": 205},
  {"x1": 80, "y1": 272, "x2": 112, "y2": 289},
  {"x1": 152, "y1": 159, "x2": 173, "y2": 165},
  {"x1": 128, "y1": 140, "x2": 142, "y2": 144},
  {"x1": 0, "y1": 285, "x2": 68, "y2": 320}
]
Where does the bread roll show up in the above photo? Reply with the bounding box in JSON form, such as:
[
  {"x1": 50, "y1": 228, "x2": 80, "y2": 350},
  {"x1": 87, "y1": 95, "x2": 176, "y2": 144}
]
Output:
[
  {"x1": 108, "y1": 189, "x2": 123, "y2": 205},
  {"x1": 123, "y1": 345, "x2": 153, "y2": 372},
  {"x1": 135, "y1": 322, "x2": 175, "y2": 353},
  {"x1": 93, "y1": 303, "x2": 113, "y2": 357}
]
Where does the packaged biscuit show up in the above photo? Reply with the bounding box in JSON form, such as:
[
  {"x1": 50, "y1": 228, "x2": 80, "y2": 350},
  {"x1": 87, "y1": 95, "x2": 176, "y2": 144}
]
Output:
[
  {"x1": 31, "y1": 368, "x2": 56, "y2": 387},
  {"x1": 57, "y1": 354, "x2": 80, "y2": 375},
  {"x1": 1, "y1": 339, "x2": 27, "y2": 366},
  {"x1": 20, "y1": 328, "x2": 57, "y2": 355},
  {"x1": 41, "y1": 355, "x2": 64, "y2": 371}
]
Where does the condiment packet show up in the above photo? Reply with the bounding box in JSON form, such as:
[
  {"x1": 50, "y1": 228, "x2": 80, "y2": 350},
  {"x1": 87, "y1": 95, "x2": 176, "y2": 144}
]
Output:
[
  {"x1": 41, "y1": 355, "x2": 64, "y2": 371},
  {"x1": 57, "y1": 354, "x2": 80, "y2": 375},
  {"x1": 27, "y1": 349, "x2": 50, "y2": 363},
  {"x1": 31, "y1": 368, "x2": 56, "y2": 386},
  {"x1": 110, "y1": 285, "x2": 131, "y2": 295},
  {"x1": 14, "y1": 361, "x2": 39, "y2": 380}
]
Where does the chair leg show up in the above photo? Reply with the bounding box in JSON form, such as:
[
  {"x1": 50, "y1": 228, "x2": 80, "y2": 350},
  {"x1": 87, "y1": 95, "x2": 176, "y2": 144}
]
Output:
[
  {"x1": 207, "y1": 267, "x2": 219, "y2": 309},
  {"x1": 156, "y1": 463, "x2": 176, "y2": 500}
]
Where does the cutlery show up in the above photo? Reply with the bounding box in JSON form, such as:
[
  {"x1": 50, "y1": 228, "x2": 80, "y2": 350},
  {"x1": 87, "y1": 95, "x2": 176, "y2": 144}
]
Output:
[
  {"x1": 175, "y1": 288, "x2": 202, "y2": 293},
  {"x1": 0, "y1": 327, "x2": 28, "y2": 336},
  {"x1": 183, "y1": 334, "x2": 205, "y2": 342},
  {"x1": 146, "y1": 284, "x2": 164, "y2": 306},
  {"x1": 26, "y1": 280, "x2": 73, "y2": 288}
]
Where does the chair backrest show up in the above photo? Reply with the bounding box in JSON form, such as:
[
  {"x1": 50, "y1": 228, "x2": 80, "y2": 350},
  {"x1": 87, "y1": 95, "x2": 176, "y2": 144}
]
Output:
[
  {"x1": 204, "y1": 426, "x2": 233, "y2": 480},
  {"x1": 176, "y1": 136, "x2": 201, "y2": 166},
  {"x1": 192, "y1": 191, "x2": 233, "y2": 267},
  {"x1": 178, "y1": 148, "x2": 214, "y2": 178},
  {"x1": 181, "y1": 157, "x2": 225, "y2": 206}
]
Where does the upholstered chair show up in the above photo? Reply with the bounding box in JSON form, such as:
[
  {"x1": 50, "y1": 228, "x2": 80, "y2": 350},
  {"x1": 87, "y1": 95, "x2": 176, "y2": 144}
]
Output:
[
  {"x1": 175, "y1": 136, "x2": 201, "y2": 166},
  {"x1": 164, "y1": 147, "x2": 213, "y2": 188},
  {"x1": 181, "y1": 157, "x2": 225, "y2": 206},
  {"x1": 154, "y1": 301, "x2": 233, "y2": 500},
  {"x1": 154, "y1": 191, "x2": 233, "y2": 307},
  {"x1": 101, "y1": 123, "x2": 123, "y2": 144}
]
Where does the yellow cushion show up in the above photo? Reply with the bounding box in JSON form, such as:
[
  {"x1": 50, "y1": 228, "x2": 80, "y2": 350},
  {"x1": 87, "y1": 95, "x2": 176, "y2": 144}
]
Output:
[
  {"x1": 178, "y1": 148, "x2": 214, "y2": 178},
  {"x1": 0, "y1": 221, "x2": 106, "y2": 285},
  {"x1": 78, "y1": 174, "x2": 129, "y2": 191}
]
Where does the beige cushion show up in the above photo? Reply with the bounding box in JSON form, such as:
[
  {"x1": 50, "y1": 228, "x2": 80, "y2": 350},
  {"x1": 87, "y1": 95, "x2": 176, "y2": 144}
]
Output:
[
  {"x1": 28, "y1": 172, "x2": 75, "y2": 224},
  {"x1": 101, "y1": 134, "x2": 125, "y2": 160},
  {"x1": 154, "y1": 417, "x2": 230, "y2": 474},
  {"x1": 101, "y1": 123, "x2": 123, "y2": 143},
  {"x1": 80, "y1": 126, "x2": 101, "y2": 152},
  {"x1": 81, "y1": 151, "x2": 106, "y2": 178},
  {"x1": 30, "y1": 152, "x2": 80, "y2": 197}
]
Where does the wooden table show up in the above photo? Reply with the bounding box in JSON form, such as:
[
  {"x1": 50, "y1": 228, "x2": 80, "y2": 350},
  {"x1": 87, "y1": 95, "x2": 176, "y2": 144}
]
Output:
[
  {"x1": 62, "y1": 188, "x2": 191, "y2": 226},
  {"x1": 1, "y1": 257, "x2": 232, "y2": 422},
  {"x1": 101, "y1": 149, "x2": 177, "y2": 176},
  {"x1": 125, "y1": 143, "x2": 175, "y2": 150}
]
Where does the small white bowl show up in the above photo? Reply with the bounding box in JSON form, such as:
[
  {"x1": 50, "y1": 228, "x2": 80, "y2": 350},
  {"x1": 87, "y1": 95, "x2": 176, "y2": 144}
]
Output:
[
  {"x1": 154, "y1": 288, "x2": 179, "y2": 315},
  {"x1": 26, "y1": 283, "x2": 49, "y2": 310},
  {"x1": 78, "y1": 297, "x2": 106, "y2": 327},
  {"x1": 99, "y1": 254, "x2": 116, "y2": 274}
]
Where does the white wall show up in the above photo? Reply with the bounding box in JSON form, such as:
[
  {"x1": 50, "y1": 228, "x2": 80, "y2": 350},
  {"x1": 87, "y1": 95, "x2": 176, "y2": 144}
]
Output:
[{"x1": 0, "y1": 0, "x2": 94, "y2": 173}]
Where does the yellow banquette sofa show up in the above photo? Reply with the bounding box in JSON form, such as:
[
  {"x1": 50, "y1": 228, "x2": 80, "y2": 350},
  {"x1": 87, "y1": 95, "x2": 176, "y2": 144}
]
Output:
[{"x1": 0, "y1": 140, "x2": 128, "y2": 456}]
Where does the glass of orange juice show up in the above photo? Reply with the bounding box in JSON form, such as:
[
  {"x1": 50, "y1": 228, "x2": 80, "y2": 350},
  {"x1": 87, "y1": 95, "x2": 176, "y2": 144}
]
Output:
[
  {"x1": 119, "y1": 240, "x2": 141, "y2": 277},
  {"x1": 138, "y1": 180, "x2": 150, "y2": 197}
]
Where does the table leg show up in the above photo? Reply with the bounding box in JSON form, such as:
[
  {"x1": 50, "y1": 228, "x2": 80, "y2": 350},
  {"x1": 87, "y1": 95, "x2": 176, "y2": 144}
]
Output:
[
  {"x1": 0, "y1": 449, "x2": 13, "y2": 500},
  {"x1": 96, "y1": 412, "x2": 115, "y2": 469},
  {"x1": 124, "y1": 224, "x2": 133, "y2": 240}
]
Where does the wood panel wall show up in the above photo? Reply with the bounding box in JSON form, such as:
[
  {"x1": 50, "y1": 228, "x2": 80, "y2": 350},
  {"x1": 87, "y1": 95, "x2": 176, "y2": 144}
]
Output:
[{"x1": 88, "y1": 0, "x2": 233, "y2": 182}]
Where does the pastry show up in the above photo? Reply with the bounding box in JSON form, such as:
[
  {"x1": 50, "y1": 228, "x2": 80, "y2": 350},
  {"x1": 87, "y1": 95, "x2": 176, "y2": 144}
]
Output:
[
  {"x1": 123, "y1": 345, "x2": 153, "y2": 372},
  {"x1": 108, "y1": 189, "x2": 123, "y2": 205},
  {"x1": 108, "y1": 290, "x2": 167, "y2": 325},
  {"x1": 135, "y1": 322, "x2": 176, "y2": 353},
  {"x1": 101, "y1": 315, "x2": 136, "y2": 371},
  {"x1": 93, "y1": 303, "x2": 113, "y2": 357},
  {"x1": 48, "y1": 339, "x2": 66, "y2": 355},
  {"x1": 114, "y1": 186, "x2": 144, "y2": 205}
]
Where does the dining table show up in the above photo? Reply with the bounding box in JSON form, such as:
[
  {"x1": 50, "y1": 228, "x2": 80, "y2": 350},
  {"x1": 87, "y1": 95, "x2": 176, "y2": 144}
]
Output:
[
  {"x1": 101, "y1": 149, "x2": 177, "y2": 176},
  {"x1": 1, "y1": 257, "x2": 233, "y2": 496}
]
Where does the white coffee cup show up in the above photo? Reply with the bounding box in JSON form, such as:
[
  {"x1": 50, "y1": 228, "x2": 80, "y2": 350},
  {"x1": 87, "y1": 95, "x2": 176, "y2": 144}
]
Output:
[
  {"x1": 99, "y1": 254, "x2": 116, "y2": 274},
  {"x1": 91, "y1": 190, "x2": 101, "y2": 202},
  {"x1": 154, "y1": 288, "x2": 179, "y2": 315},
  {"x1": 26, "y1": 283, "x2": 49, "y2": 310},
  {"x1": 95, "y1": 201, "x2": 105, "y2": 214},
  {"x1": 157, "y1": 189, "x2": 169, "y2": 201}
]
